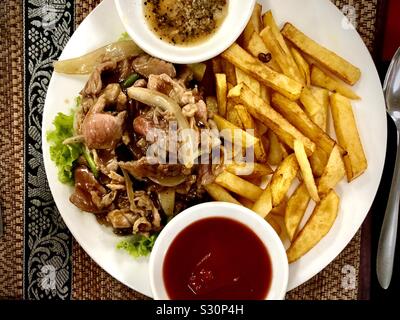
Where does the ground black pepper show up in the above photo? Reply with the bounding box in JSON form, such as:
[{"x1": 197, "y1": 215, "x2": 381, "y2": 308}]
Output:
[{"x1": 143, "y1": 0, "x2": 228, "y2": 46}]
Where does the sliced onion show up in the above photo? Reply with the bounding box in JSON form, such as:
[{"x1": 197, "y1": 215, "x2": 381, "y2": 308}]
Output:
[
  {"x1": 53, "y1": 40, "x2": 143, "y2": 74},
  {"x1": 127, "y1": 87, "x2": 196, "y2": 168},
  {"x1": 148, "y1": 175, "x2": 186, "y2": 187},
  {"x1": 158, "y1": 189, "x2": 176, "y2": 216}
]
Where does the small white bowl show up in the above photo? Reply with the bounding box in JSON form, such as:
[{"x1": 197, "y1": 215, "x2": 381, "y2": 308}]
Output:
[
  {"x1": 114, "y1": 0, "x2": 256, "y2": 64},
  {"x1": 149, "y1": 202, "x2": 289, "y2": 300}
]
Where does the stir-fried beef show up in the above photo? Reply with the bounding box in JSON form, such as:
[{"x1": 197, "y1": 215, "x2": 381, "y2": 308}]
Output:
[
  {"x1": 69, "y1": 52, "x2": 219, "y2": 237},
  {"x1": 81, "y1": 87, "x2": 127, "y2": 149},
  {"x1": 70, "y1": 166, "x2": 109, "y2": 213},
  {"x1": 119, "y1": 157, "x2": 191, "y2": 180},
  {"x1": 82, "y1": 61, "x2": 117, "y2": 97},
  {"x1": 132, "y1": 54, "x2": 176, "y2": 78}
]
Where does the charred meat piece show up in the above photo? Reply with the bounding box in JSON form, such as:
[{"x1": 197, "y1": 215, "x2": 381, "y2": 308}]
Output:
[
  {"x1": 132, "y1": 54, "x2": 176, "y2": 78},
  {"x1": 81, "y1": 87, "x2": 127, "y2": 149},
  {"x1": 70, "y1": 166, "x2": 107, "y2": 213},
  {"x1": 119, "y1": 157, "x2": 191, "y2": 180},
  {"x1": 133, "y1": 115, "x2": 155, "y2": 137},
  {"x1": 82, "y1": 60, "x2": 117, "y2": 97},
  {"x1": 82, "y1": 111, "x2": 126, "y2": 149},
  {"x1": 107, "y1": 209, "x2": 139, "y2": 229},
  {"x1": 133, "y1": 78, "x2": 147, "y2": 88},
  {"x1": 117, "y1": 58, "x2": 135, "y2": 82},
  {"x1": 147, "y1": 73, "x2": 201, "y2": 106}
]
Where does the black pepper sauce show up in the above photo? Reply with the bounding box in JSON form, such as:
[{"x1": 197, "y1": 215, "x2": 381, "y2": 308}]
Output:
[
  {"x1": 143, "y1": 0, "x2": 228, "y2": 46},
  {"x1": 163, "y1": 217, "x2": 272, "y2": 300}
]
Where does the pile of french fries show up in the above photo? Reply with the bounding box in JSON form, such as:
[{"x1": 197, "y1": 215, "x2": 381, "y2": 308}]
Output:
[{"x1": 204, "y1": 5, "x2": 367, "y2": 263}]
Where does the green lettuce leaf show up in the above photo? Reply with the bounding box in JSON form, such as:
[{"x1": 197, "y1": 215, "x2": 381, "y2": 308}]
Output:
[
  {"x1": 118, "y1": 32, "x2": 131, "y2": 41},
  {"x1": 47, "y1": 99, "x2": 82, "y2": 185},
  {"x1": 117, "y1": 234, "x2": 158, "y2": 258}
]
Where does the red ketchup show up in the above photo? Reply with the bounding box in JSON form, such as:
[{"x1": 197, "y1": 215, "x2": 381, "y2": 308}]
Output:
[{"x1": 163, "y1": 217, "x2": 272, "y2": 300}]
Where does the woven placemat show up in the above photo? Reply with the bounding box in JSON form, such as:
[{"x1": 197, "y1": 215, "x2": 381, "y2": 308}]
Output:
[
  {"x1": 0, "y1": 0, "x2": 381, "y2": 300},
  {"x1": 0, "y1": 0, "x2": 24, "y2": 299}
]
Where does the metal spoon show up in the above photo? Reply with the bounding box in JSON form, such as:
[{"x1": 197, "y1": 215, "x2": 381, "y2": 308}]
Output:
[{"x1": 377, "y1": 47, "x2": 400, "y2": 289}]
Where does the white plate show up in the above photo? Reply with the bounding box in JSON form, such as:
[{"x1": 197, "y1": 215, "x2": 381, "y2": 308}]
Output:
[{"x1": 42, "y1": 0, "x2": 387, "y2": 297}]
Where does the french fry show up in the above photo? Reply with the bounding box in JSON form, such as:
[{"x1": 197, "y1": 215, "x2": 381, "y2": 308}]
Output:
[
  {"x1": 228, "y1": 83, "x2": 316, "y2": 155},
  {"x1": 311, "y1": 66, "x2": 360, "y2": 100},
  {"x1": 309, "y1": 86, "x2": 330, "y2": 131},
  {"x1": 271, "y1": 198, "x2": 287, "y2": 217},
  {"x1": 221, "y1": 43, "x2": 303, "y2": 101},
  {"x1": 212, "y1": 57, "x2": 223, "y2": 74},
  {"x1": 226, "y1": 98, "x2": 235, "y2": 114},
  {"x1": 252, "y1": 185, "x2": 273, "y2": 218},
  {"x1": 291, "y1": 47, "x2": 311, "y2": 86},
  {"x1": 286, "y1": 190, "x2": 339, "y2": 263},
  {"x1": 262, "y1": 11, "x2": 290, "y2": 58},
  {"x1": 237, "y1": 196, "x2": 254, "y2": 209},
  {"x1": 270, "y1": 154, "x2": 299, "y2": 207},
  {"x1": 215, "y1": 73, "x2": 227, "y2": 117},
  {"x1": 215, "y1": 171, "x2": 263, "y2": 202},
  {"x1": 234, "y1": 104, "x2": 268, "y2": 163},
  {"x1": 262, "y1": 11, "x2": 303, "y2": 83},
  {"x1": 204, "y1": 183, "x2": 241, "y2": 205},
  {"x1": 244, "y1": 175, "x2": 263, "y2": 186},
  {"x1": 306, "y1": 86, "x2": 330, "y2": 177},
  {"x1": 310, "y1": 147, "x2": 329, "y2": 177},
  {"x1": 189, "y1": 63, "x2": 207, "y2": 81},
  {"x1": 222, "y1": 59, "x2": 237, "y2": 85},
  {"x1": 279, "y1": 141, "x2": 291, "y2": 159},
  {"x1": 213, "y1": 114, "x2": 259, "y2": 149},
  {"x1": 267, "y1": 130, "x2": 284, "y2": 166},
  {"x1": 318, "y1": 145, "x2": 346, "y2": 195},
  {"x1": 300, "y1": 87, "x2": 325, "y2": 129},
  {"x1": 285, "y1": 183, "x2": 311, "y2": 241},
  {"x1": 260, "y1": 26, "x2": 303, "y2": 84},
  {"x1": 260, "y1": 85, "x2": 271, "y2": 104},
  {"x1": 266, "y1": 215, "x2": 282, "y2": 235},
  {"x1": 261, "y1": 135, "x2": 270, "y2": 157},
  {"x1": 235, "y1": 67, "x2": 261, "y2": 95},
  {"x1": 227, "y1": 108, "x2": 244, "y2": 129},
  {"x1": 294, "y1": 140, "x2": 320, "y2": 202},
  {"x1": 242, "y1": 3, "x2": 263, "y2": 48},
  {"x1": 226, "y1": 162, "x2": 273, "y2": 177},
  {"x1": 271, "y1": 92, "x2": 336, "y2": 154},
  {"x1": 234, "y1": 104, "x2": 255, "y2": 130},
  {"x1": 205, "y1": 96, "x2": 218, "y2": 114},
  {"x1": 282, "y1": 23, "x2": 361, "y2": 85},
  {"x1": 247, "y1": 32, "x2": 281, "y2": 72},
  {"x1": 330, "y1": 94, "x2": 367, "y2": 181},
  {"x1": 256, "y1": 120, "x2": 268, "y2": 136}
]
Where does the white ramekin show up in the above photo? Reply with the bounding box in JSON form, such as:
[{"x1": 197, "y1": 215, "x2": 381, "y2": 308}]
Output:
[
  {"x1": 149, "y1": 202, "x2": 289, "y2": 300},
  {"x1": 114, "y1": 0, "x2": 256, "y2": 64}
]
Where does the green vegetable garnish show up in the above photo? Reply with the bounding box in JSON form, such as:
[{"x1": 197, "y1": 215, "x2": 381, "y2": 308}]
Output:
[
  {"x1": 47, "y1": 108, "x2": 81, "y2": 185},
  {"x1": 118, "y1": 32, "x2": 131, "y2": 41},
  {"x1": 47, "y1": 97, "x2": 99, "y2": 184},
  {"x1": 117, "y1": 234, "x2": 158, "y2": 258},
  {"x1": 122, "y1": 73, "x2": 140, "y2": 88},
  {"x1": 82, "y1": 147, "x2": 98, "y2": 178}
]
